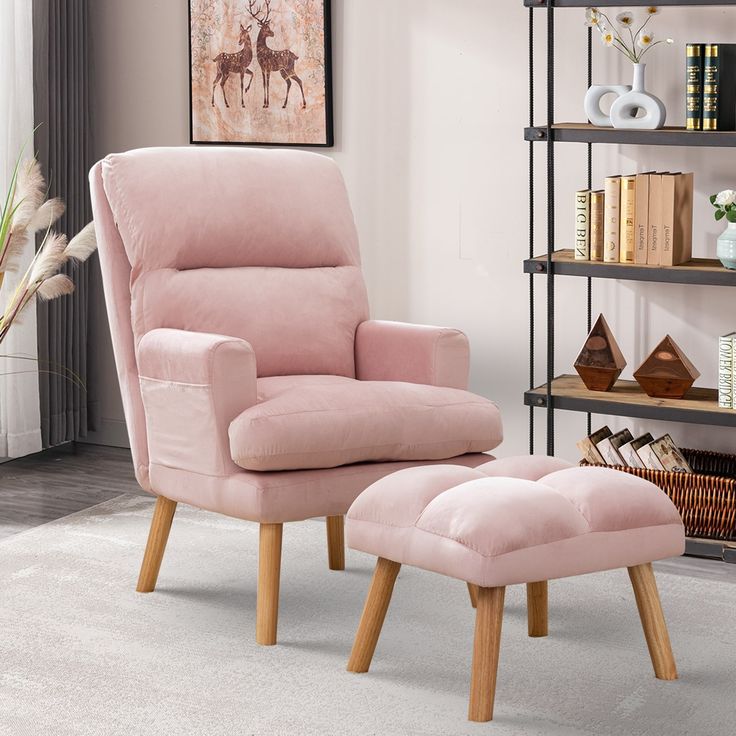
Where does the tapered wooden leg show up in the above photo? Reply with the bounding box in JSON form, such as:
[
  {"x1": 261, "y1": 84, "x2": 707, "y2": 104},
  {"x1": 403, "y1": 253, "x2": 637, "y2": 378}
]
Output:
[
  {"x1": 256, "y1": 523, "x2": 283, "y2": 646},
  {"x1": 468, "y1": 586, "x2": 505, "y2": 723},
  {"x1": 347, "y1": 557, "x2": 401, "y2": 673},
  {"x1": 627, "y1": 563, "x2": 677, "y2": 680},
  {"x1": 326, "y1": 515, "x2": 345, "y2": 571},
  {"x1": 136, "y1": 496, "x2": 177, "y2": 593},
  {"x1": 467, "y1": 582, "x2": 479, "y2": 608},
  {"x1": 527, "y1": 581, "x2": 548, "y2": 638}
]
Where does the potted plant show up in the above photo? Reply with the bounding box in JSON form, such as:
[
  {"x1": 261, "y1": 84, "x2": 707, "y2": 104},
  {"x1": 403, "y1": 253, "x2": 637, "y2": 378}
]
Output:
[{"x1": 710, "y1": 190, "x2": 736, "y2": 270}]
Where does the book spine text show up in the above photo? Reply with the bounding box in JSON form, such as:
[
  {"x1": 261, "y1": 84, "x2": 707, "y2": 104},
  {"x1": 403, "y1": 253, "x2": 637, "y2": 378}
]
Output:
[
  {"x1": 590, "y1": 190, "x2": 605, "y2": 262},
  {"x1": 604, "y1": 177, "x2": 621, "y2": 263},
  {"x1": 686, "y1": 44, "x2": 704, "y2": 131},
  {"x1": 619, "y1": 176, "x2": 636, "y2": 263},
  {"x1": 718, "y1": 334, "x2": 734, "y2": 409},
  {"x1": 575, "y1": 190, "x2": 591, "y2": 260},
  {"x1": 703, "y1": 44, "x2": 720, "y2": 131}
]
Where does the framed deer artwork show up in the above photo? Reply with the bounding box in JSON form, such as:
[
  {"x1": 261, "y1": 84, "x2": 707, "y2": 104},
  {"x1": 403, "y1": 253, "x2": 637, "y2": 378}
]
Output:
[{"x1": 189, "y1": 0, "x2": 333, "y2": 146}]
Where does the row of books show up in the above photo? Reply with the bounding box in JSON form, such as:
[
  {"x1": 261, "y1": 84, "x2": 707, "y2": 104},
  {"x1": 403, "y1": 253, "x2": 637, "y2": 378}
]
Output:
[
  {"x1": 574, "y1": 172, "x2": 693, "y2": 267},
  {"x1": 577, "y1": 426, "x2": 693, "y2": 473},
  {"x1": 718, "y1": 331, "x2": 736, "y2": 409},
  {"x1": 686, "y1": 43, "x2": 736, "y2": 132}
]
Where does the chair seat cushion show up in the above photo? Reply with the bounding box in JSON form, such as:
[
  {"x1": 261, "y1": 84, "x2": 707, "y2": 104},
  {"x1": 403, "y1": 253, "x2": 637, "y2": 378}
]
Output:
[
  {"x1": 345, "y1": 458, "x2": 685, "y2": 588},
  {"x1": 228, "y1": 375, "x2": 502, "y2": 472}
]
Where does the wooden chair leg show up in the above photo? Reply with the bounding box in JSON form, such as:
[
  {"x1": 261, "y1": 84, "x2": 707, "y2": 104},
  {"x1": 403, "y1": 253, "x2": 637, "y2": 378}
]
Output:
[
  {"x1": 136, "y1": 496, "x2": 177, "y2": 593},
  {"x1": 256, "y1": 523, "x2": 283, "y2": 646},
  {"x1": 467, "y1": 582, "x2": 479, "y2": 608},
  {"x1": 326, "y1": 515, "x2": 345, "y2": 571},
  {"x1": 468, "y1": 586, "x2": 505, "y2": 723},
  {"x1": 527, "y1": 581, "x2": 548, "y2": 638},
  {"x1": 627, "y1": 563, "x2": 678, "y2": 680},
  {"x1": 347, "y1": 557, "x2": 401, "y2": 673}
]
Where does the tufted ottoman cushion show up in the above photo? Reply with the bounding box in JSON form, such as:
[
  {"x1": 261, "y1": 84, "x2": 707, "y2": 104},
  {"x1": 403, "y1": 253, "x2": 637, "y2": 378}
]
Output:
[
  {"x1": 346, "y1": 456, "x2": 685, "y2": 588},
  {"x1": 345, "y1": 456, "x2": 686, "y2": 724}
]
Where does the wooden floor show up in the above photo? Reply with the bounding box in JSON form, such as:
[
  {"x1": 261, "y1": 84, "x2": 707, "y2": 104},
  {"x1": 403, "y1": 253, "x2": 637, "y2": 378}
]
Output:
[{"x1": 0, "y1": 444, "x2": 734, "y2": 583}]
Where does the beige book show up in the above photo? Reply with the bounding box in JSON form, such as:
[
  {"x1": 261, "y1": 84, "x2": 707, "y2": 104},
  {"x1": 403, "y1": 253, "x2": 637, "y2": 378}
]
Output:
[
  {"x1": 660, "y1": 173, "x2": 694, "y2": 266},
  {"x1": 604, "y1": 176, "x2": 621, "y2": 263},
  {"x1": 634, "y1": 174, "x2": 651, "y2": 264},
  {"x1": 576, "y1": 425, "x2": 612, "y2": 464},
  {"x1": 574, "y1": 190, "x2": 591, "y2": 260},
  {"x1": 590, "y1": 190, "x2": 605, "y2": 261},
  {"x1": 619, "y1": 176, "x2": 636, "y2": 263},
  {"x1": 637, "y1": 441, "x2": 665, "y2": 471},
  {"x1": 647, "y1": 173, "x2": 664, "y2": 265},
  {"x1": 649, "y1": 434, "x2": 693, "y2": 473}
]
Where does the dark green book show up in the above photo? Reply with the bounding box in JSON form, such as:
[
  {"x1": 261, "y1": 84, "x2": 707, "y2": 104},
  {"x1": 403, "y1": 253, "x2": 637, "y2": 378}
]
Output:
[
  {"x1": 703, "y1": 43, "x2": 736, "y2": 131},
  {"x1": 686, "y1": 44, "x2": 704, "y2": 130}
]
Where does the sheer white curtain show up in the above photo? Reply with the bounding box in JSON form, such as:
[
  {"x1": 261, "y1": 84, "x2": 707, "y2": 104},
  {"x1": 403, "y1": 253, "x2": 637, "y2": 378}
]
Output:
[{"x1": 0, "y1": 0, "x2": 42, "y2": 458}]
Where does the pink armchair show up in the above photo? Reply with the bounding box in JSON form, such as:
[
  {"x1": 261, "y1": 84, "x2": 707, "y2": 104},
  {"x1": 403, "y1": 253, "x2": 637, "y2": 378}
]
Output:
[{"x1": 89, "y1": 147, "x2": 502, "y2": 645}]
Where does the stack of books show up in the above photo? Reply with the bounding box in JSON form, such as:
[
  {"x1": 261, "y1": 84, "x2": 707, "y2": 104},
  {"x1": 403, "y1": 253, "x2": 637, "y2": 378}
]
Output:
[
  {"x1": 718, "y1": 331, "x2": 736, "y2": 409},
  {"x1": 686, "y1": 43, "x2": 736, "y2": 132},
  {"x1": 574, "y1": 172, "x2": 693, "y2": 266},
  {"x1": 577, "y1": 426, "x2": 693, "y2": 472}
]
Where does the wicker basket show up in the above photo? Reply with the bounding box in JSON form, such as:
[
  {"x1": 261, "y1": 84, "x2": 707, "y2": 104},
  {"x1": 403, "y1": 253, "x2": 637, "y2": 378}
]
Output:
[{"x1": 581, "y1": 448, "x2": 736, "y2": 541}]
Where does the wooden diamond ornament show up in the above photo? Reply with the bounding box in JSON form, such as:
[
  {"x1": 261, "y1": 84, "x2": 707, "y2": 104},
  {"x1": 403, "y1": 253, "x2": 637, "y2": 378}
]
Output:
[
  {"x1": 574, "y1": 314, "x2": 627, "y2": 392},
  {"x1": 634, "y1": 335, "x2": 701, "y2": 399}
]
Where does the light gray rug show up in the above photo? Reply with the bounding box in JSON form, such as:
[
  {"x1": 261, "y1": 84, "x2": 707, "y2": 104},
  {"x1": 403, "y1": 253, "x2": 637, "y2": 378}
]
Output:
[{"x1": 0, "y1": 495, "x2": 733, "y2": 736}]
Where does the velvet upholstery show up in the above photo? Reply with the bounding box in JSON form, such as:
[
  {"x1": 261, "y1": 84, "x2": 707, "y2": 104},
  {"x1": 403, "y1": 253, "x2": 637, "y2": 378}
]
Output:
[
  {"x1": 355, "y1": 321, "x2": 470, "y2": 389},
  {"x1": 346, "y1": 460, "x2": 686, "y2": 588},
  {"x1": 89, "y1": 147, "x2": 503, "y2": 523},
  {"x1": 229, "y1": 375, "x2": 502, "y2": 471}
]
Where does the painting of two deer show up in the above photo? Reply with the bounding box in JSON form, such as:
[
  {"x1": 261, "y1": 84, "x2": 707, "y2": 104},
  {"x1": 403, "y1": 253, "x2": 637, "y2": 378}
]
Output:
[{"x1": 190, "y1": 0, "x2": 332, "y2": 146}]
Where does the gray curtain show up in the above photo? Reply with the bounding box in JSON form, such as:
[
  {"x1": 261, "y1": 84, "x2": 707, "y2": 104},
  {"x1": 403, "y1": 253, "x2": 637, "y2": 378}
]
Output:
[{"x1": 32, "y1": 0, "x2": 92, "y2": 447}]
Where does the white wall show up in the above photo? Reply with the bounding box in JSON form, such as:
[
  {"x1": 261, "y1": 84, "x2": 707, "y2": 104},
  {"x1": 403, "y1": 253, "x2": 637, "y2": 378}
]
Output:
[{"x1": 86, "y1": 1, "x2": 736, "y2": 459}]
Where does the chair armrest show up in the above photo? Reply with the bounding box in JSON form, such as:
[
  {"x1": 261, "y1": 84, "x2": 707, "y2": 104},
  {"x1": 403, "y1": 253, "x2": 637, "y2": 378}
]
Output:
[
  {"x1": 355, "y1": 320, "x2": 470, "y2": 389},
  {"x1": 137, "y1": 328, "x2": 257, "y2": 476}
]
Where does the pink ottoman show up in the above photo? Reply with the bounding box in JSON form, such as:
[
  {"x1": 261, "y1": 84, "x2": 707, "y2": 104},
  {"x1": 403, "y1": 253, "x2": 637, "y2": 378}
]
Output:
[{"x1": 345, "y1": 456, "x2": 685, "y2": 723}]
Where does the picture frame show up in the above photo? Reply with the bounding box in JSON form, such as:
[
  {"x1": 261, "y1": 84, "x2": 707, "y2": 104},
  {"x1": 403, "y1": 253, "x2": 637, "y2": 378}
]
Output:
[{"x1": 189, "y1": 0, "x2": 333, "y2": 147}]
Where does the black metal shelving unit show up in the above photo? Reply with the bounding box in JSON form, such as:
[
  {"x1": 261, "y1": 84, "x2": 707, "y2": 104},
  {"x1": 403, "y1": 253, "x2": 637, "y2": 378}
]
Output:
[{"x1": 527, "y1": 0, "x2": 736, "y2": 562}]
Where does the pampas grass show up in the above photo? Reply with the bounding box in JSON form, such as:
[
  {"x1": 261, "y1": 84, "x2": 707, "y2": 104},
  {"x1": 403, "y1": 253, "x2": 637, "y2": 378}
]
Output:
[{"x1": 0, "y1": 149, "x2": 97, "y2": 346}]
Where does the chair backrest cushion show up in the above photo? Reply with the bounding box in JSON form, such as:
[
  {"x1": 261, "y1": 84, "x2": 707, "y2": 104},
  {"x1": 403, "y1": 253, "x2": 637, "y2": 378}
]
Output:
[{"x1": 99, "y1": 147, "x2": 368, "y2": 378}]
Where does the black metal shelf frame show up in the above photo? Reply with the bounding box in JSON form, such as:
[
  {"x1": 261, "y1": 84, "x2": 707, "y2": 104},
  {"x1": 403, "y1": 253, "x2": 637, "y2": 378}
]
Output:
[{"x1": 527, "y1": 1, "x2": 736, "y2": 562}]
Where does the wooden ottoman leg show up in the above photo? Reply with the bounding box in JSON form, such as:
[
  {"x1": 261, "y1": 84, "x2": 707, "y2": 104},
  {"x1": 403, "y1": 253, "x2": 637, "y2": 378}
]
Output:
[
  {"x1": 468, "y1": 586, "x2": 506, "y2": 722},
  {"x1": 137, "y1": 496, "x2": 177, "y2": 593},
  {"x1": 326, "y1": 515, "x2": 345, "y2": 571},
  {"x1": 347, "y1": 557, "x2": 401, "y2": 673},
  {"x1": 467, "y1": 583, "x2": 479, "y2": 609},
  {"x1": 256, "y1": 523, "x2": 283, "y2": 646},
  {"x1": 627, "y1": 563, "x2": 678, "y2": 681},
  {"x1": 527, "y1": 581, "x2": 548, "y2": 638}
]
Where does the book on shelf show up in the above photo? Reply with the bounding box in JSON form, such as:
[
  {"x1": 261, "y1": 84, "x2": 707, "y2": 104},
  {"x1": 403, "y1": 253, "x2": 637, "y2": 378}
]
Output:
[
  {"x1": 604, "y1": 176, "x2": 621, "y2": 263},
  {"x1": 686, "y1": 43, "x2": 704, "y2": 131},
  {"x1": 579, "y1": 426, "x2": 692, "y2": 474},
  {"x1": 718, "y1": 331, "x2": 736, "y2": 409},
  {"x1": 576, "y1": 425, "x2": 611, "y2": 465},
  {"x1": 619, "y1": 433, "x2": 654, "y2": 469},
  {"x1": 660, "y1": 173, "x2": 694, "y2": 266},
  {"x1": 649, "y1": 434, "x2": 693, "y2": 473},
  {"x1": 590, "y1": 190, "x2": 605, "y2": 262},
  {"x1": 619, "y1": 176, "x2": 636, "y2": 263},
  {"x1": 634, "y1": 173, "x2": 650, "y2": 265},
  {"x1": 575, "y1": 190, "x2": 591, "y2": 260},
  {"x1": 647, "y1": 173, "x2": 664, "y2": 265},
  {"x1": 703, "y1": 43, "x2": 736, "y2": 132}
]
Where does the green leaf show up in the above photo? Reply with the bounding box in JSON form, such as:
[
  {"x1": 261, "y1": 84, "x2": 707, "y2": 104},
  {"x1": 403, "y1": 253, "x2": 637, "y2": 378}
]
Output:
[
  {"x1": 710, "y1": 194, "x2": 718, "y2": 205},
  {"x1": 716, "y1": 209, "x2": 726, "y2": 221},
  {"x1": 727, "y1": 211, "x2": 736, "y2": 223}
]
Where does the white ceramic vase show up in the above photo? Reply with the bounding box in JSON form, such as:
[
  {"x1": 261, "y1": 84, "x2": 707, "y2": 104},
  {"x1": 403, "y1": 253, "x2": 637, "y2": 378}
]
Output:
[
  {"x1": 584, "y1": 64, "x2": 666, "y2": 130},
  {"x1": 610, "y1": 64, "x2": 666, "y2": 130},
  {"x1": 717, "y1": 221, "x2": 736, "y2": 270}
]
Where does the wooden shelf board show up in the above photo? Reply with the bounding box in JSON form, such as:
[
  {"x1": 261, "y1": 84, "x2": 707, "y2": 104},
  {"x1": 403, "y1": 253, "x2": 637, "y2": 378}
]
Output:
[
  {"x1": 524, "y1": 0, "x2": 736, "y2": 7},
  {"x1": 525, "y1": 375, "x2": 736, "y2": 427},
  {"x1": 524, "y1": 250, "x2": 736, "y2": 286},
  {"x1": 525, "y1": 124, "x2": 736, "y2": 147}
]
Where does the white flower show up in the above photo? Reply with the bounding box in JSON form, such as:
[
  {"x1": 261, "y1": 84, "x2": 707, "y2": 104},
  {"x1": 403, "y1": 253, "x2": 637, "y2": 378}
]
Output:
[
  {"x1": 646, "y1": 6, "x2": 660, "y2": 15},
  {"x1": 716, "y1": 190, "x2": 736, "y2": 206},
  {"x1": 637, "y1": 31, "x2": 655, "y2": 49},
  {"x1": 584, "y1": 7, "x2": 601, "y2": 27},
  {"x1": 600, "y1": 30, "x2": 615, "y2": 47},
  {"x1": 616, "y1": 12, "x2": 634, "y2": 27}
]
